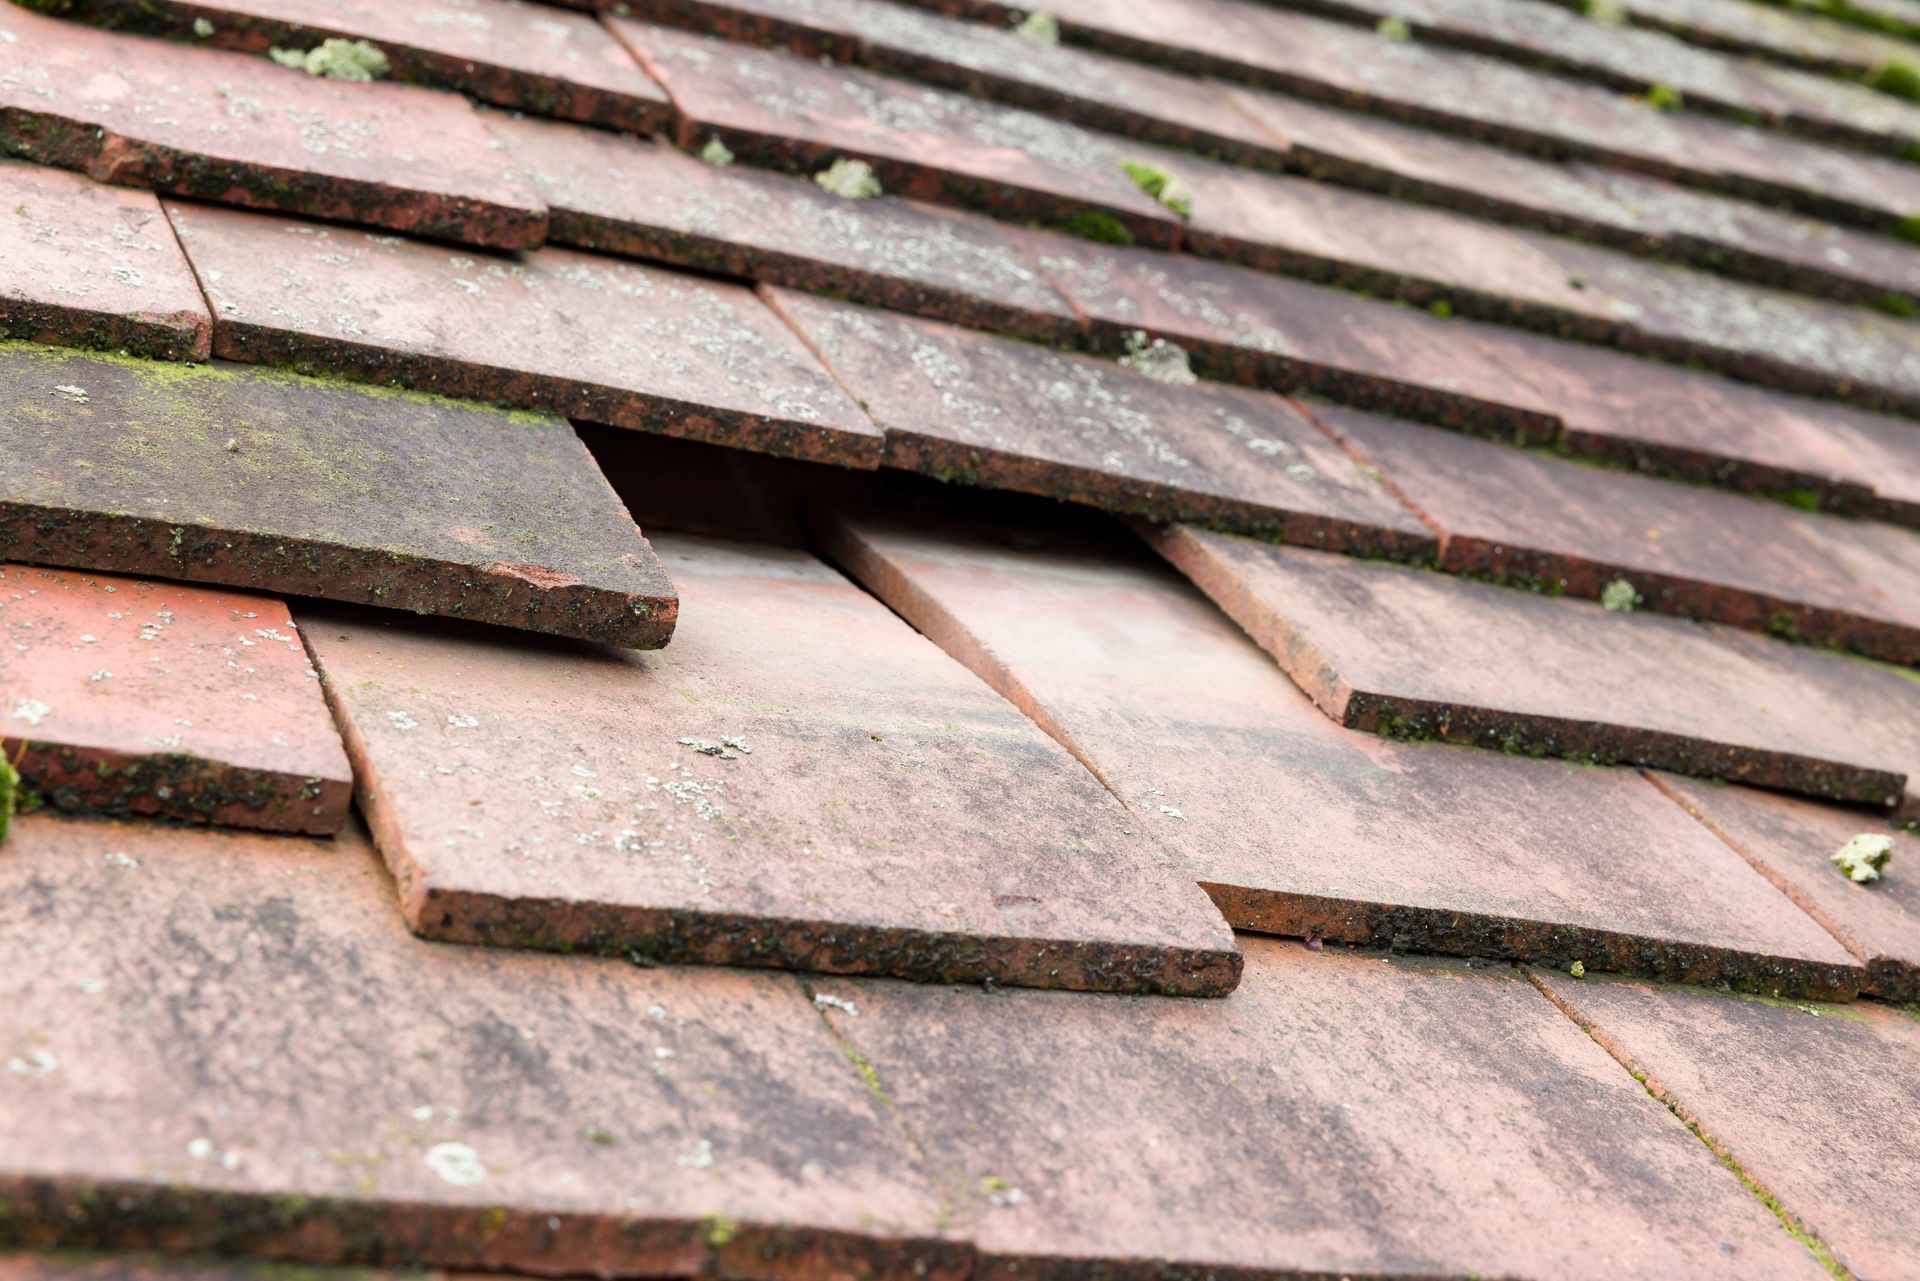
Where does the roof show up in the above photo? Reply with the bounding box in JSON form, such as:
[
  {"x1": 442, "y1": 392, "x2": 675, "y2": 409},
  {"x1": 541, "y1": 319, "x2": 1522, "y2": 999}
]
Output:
[{"x1": 1, "y1": 0, "x2": 1918, "y2": 1276}]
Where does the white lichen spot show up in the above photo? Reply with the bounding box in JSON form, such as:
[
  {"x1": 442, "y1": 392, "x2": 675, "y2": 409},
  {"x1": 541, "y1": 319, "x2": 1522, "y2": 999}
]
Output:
[
  {"x1": 388, "y1": 709, "x2": 419, "y2": 731},
  {"x1": 813, "y1": 993, "x2": 859, "y2": 1016},
  {"x1": 270, "y1": 38, "x2": 391, "y2": 81},
  {"x1": 89, "y1": 670, "x2": 111, "y2": 682},
  {"x1": 423, "y1": 1141, "x2": 487, "y2": 1187},
  {"x1": 1012, "y1": 9, "x2": 1060, "y2": 44},
  {"x1": 52, "y1": 384, "x2": 89, "y2": 404},
  {"x1": 1832, "y1": 833, "x2": 1894, "y2": 884},
  {"x1": 5, "y1": 1047, "x2": 58, "y2": 1077},
  {"x1": 1157, "y1": 805, "x2": 1187, "y2": 820},
  {"x1": 815, "y1": 157, "x2": 883, "y2": 200},
  {"x1": 446, "y1": 714, "x2": 480, "y2": 729},
  {"x1": 677, "y1": 737, "x2": 740, "y2": 759},
  {"x1": 697, "y1": 136, "x2": 734, "y2": 166},
  {"x1": 1117, "y1": 330, "x2": 1197, "y2": 385},
  {"x1": 11, "y1": 698, "x2": 49, "y2": 727},
  {"x1": 186, "y1": 1137, "x2": 215, "y2": 1161},
  {"x1": 1600, "y1": 579, "x2": 1637, "y2": 613},
  {"x1": 103, "y1": 851, "x2": 139, "y2": 870},
  {"x1": 675, "y1": 1138, "x2": 714, "y2": 1169},
  {"x1": 720, "y1": 735, "x2": 752, "y2": 755}
]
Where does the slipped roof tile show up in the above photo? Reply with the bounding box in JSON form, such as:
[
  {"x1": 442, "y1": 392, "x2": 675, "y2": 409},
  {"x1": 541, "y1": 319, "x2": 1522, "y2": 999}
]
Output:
[
  {"x1": 1149, "y1": 523, "x2": 1913, "y2": 805},
  {"x1": 166, "y1": 200, "x2": 881, "y2": 467},
  {"x1": 0, "y1": 344, "x2": 677, "y2": 648},
  {"x1": 765, "y1": 286, "x2": 1433, "y2": 554},
  {"x1": 824, "y1": 938, "x2": 1829, "y2": 1279},
  {"x1": 484, "y1": 113, "x2": 1081, "y2": 342},
  {"x1": 0, "y1": 162, "x2": 210, "y2": 362},
  {"x1": 300, "y1": 532, "x2": 1240, "y2": 995},
  {"x1": 1537, "y1": 967, "x2": 1920, "y2": 1281},
  {"x1": 0, "y1": 8, "x2": 546, "y2": 250},
  {"x1": 0, "y1": 813, "x2": 961, "y2": 1277},
  {"x1": 0, "y1": 563, "x2": 350, "y2": 834},
  {"x1": 818, "y1": 510, "x2": 1865, "y2": 998},
  {"x1": 1654, "y1": 772, "x2": 1920, "y2": 999}
]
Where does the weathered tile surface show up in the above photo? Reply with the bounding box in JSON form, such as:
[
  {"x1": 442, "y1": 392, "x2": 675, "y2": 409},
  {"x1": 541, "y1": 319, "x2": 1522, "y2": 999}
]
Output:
[
  {"x1": 1537, "y1": 969, "x2": 1920, "y2": 1281},
  {"x1": 819, "y1": 510, "x2": 1864, "y2": 997},
  {"x1": 0, "y1": 8, "x2": 545, "y2": 250},
  {"x1": 300, "y1": 533, "x2": 1240, "y2": 995},
  {"x1": 823, "y1": 939, "x2": 1828, "y2": 1280},
  {"x1": 1654, "y1": 772, "x2": 1920, "y2": 998},
  {"x1": 167, "y1": 201, "x2": 880, "y2": 467},
  {"x1": 0, "y1": 563, "x2": 349, "y2": 834},
  {"x1": 1150, "y1": 525, "x2": 1912, "y2": 804},
  {"x1": 0, "y1": 814, "x2": 961, "y2": 1277},
  {"x1": 0, "y1": 343, "x2": 677, "y2": 648},
  {"x1": 0, "y1": 1254, "x2": 437, "y2": 1281},
  {"x1": 483, "y1": 113, "x2": 1080, "y2": 342},
  {"x1": 45, "y1": 0, "x2": 674, "y2": 132},
  {"x1": 766, "y1": 287, "x2": 1432, "y2": 553},
  {"x1": 610, "y1": 20, "x2": 1181, "y2": 244},
  {"x1": 0, "y1": 163, "x2": 209, "y2": 362},
  {"x1": 1318, "y1": 403, "x2": 1920, "y2": 661}
]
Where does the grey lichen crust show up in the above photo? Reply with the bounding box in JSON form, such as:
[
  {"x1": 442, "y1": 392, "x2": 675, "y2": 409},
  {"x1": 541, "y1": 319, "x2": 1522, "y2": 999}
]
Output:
[
  {"x1": 1118, "y1": 329, "x2": 1199, "y2": 386},
  {"x1": 816, "y1": 157, "x2": 884, "y2": 200},
  {"x1": 269, "y1": 38, "x2": 392, "y2": 82},
  {"x1": 1832, "y1": 833, "x2": 1894, "y2": 883}
]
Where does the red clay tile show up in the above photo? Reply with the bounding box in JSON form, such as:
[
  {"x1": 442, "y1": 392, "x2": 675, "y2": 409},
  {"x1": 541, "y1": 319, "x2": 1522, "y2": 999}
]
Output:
[
  {"x1": 0, "y1": 343, "x2": 677, "y2": 648},
  {"x1": 1149, "y1": 524, "x2": 1912, "y2": 805},
  {"x1": 1600, "y1": 0, "x2": 1909, "y2": 77},
  {"x1": 1654, "y1": 772, "x2": 1920, "y2": 998},
  {"x1": 823, "y1": 939, "x2": 1829, "y2": 1280},
  {"x1": 0, "y1": 8, "x2": 545, "y2": 250},
  {"x1": 166, "y1": 201, "x2": 880, "y2": 468},
  {"x1": 819, "y1": 510, "x2": 1865, "y2": 997},
  {"x1": 0, "y1": 163, "x2": 210, "y2": 362},
  {"x1": 300, "y1": 532, "x2": 1240, "y2": 995},
  {"x1": 46, "y1": 0, "x2": 674, "y2": 133},
  {"x1": 0, "y1": 813, "x2": 962, "y2": 1278},
  {"x1": 483, "y1": 114, "x2": 1080, "y2": 343},
  {"x1": 1317, "y1": 403, "x2": 1920, "y2": 661},
  {"x1": 764, "y1": 287, "x2": 1433, "y2": 554},
  {"x1": 1536, "y1": 968, "x2": 1920, "y2": 1281},
  {"x1": 0, "y1": 1253, "x2": 438, "y2": 1281},
  {"x1": 0, "y1": 562, "x2": 349, "y2": 834},
  {"x1": 608, "y1": 19, "x2": 1181, "y2": 245}
]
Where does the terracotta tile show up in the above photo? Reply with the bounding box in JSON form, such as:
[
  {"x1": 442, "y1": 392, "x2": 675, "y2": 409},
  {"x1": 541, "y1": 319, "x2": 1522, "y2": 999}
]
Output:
[
  {"x1": 299, "y1": 532, "x2": 1240, "y2": 995},
  {"x1": 1536, "y1": 968, "x2": 1920, "y2": 1281},
  {"x1": 1317, "y1": 403, "x2": 1920, "y2": 661},
  {"x1": 823, "y1": 939, "x2": 1829, "y2": 1280},
  {"x1": 0, "y1": 1253, "x2": 440, "y2": 1281},
  {"x1": 0, "y1": 563, "x2": 348, "y2": 834},
  {"x1": 608, "y1": 20, "x2": 1180, "y2": 244},
  {"x1": 0, "y1": 163, "x2": 210, "y2": 362},
  {"x1": 0, "y1": 814, "x2": 962, "y2": 1278},
  {"x1": 1810, "y1": 402, "x2": 1920, "y2": 527},
  {"x1": 0, "y1": 343, "x2": 677, "y2": 648},
  {"x1": 483, "y1": 114, "x2": 1080, "y2": 343},
  {"x1": 626, "y1": 0, "x2": 1288, "y2": 166},
  {"x1": 1599, "y1": 0, "x2": 1906, "y2": 75},
  {"x1": 166, "y1": 201, "x2": 880, "y2": 468},
  {"x1": 1692, "y1": 108, "x2": 1920, "y2": 228},
  {"x1": 765, "y1": 287, "x2": 1432, "y2": 555},
  {"x1": 1654, "y1": 773, "x2": 1920, "y2": 999},
  {"x1": 0, "y1": 8, "x2": 544, "y2": 251},
  {"x1": 819, "y1": 510, "x2": 1864, "y2": 998},
  {"x1": 45, "y1": 0, "x2": 674, "y2": 132},
  {"x1": 1149, "y1": 525, "x2": 1912, "y2": 805}
]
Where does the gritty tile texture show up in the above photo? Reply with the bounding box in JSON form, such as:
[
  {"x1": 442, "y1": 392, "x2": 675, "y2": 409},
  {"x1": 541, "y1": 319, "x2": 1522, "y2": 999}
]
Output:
[
  {"x1": 1151, "y1": 525, "x2": 1912, "y2": 806},
  {"x1": 1537, "y1": 969, "x2": 1920, "y2": 1281},
  {"x1": 299, "y1": 533, "x2": 1240, "y2": 995},
  {"x1": 0, "y1": 162, "x2": 209, "y2": 361},
  {"x1": 0, "y1": 814, "x2": 963, "y2": 1279},
  {"x1": 822, "y1": 939, "x2": 1829, "y2": 1280},
  {"x1": 483, "y1": 114, "x2": 1080, "y2": 342},
  {"x1": 0, "y1": 1254, "x2": 438, "y2": 1281},
  {"x1": 42, "y1": 0, "x2": 675, "y2": 132},
  {"x1": 167, "y1": 201, "x2": 881, "y2": 468},
  {"x1": 817, "y1": 511, "x2": 1864, "y2": 998},
  {"x1": 0, "y1": 562, "x2": 350, "y2": 833},
  {"x1": 0, "y1": 7, "x2": 545, "y2": 250},
  {"x1": 766, "y1": 288, "x2": 1432, "y2": 554},
  {"x1": 0, "y1": 343, "x2": 677, "y2": 648}
]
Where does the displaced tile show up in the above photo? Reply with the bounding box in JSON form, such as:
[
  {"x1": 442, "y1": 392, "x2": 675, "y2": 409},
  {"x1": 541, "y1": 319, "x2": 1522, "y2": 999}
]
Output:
[
  {"x1": 1317, "y1": 403, "x2": 1920, "y2": 661},
  {"x1": 0, "y1": 814, "x2": 961, "y2": 1277},
  {"x1": 167, "y1": 201, "x2": 881, "y2": 467},
  {"x1": 1149, "y1": 524, "x2": 1912, "y2": 805},
  {"x1": 0, "y1": 163, "x2": 209, "y2": 361},
  {"x1": 1537, "y1": 969, "x2": 1920, "y2": 1281},
  {"x1": 0, "y1": 563, "x2": 349, "y2": 834},
  {"x1": 0, "y1": 343, "x2": 677, "y2": 648},
  {"x1": 1655, "y1": 772, "x2": 1920, "y2": 998},
  {"x1": 609, "y1": 20, "x2": 1180, "y2": 244},
  {"x1": 301, "y1": 533, "x2": 1240, "y2": 995},
  {"x1": 484, "y1": 114, "x2": 1081, "y2": 342},
  {"x1": 765, "y1": 287, "x2": 1433, "y2": 553},
  {"x1": 0, "y1": 8, "x2": 545, "y2": 250},
  {"x1": 46, "y1": 0, "x2": 675, "y2": 132},
  {"x1": 820, "y1": 510, "x2": 1864, "y2": 997},
  {"x1": 823, "y1": 939, "x2": 1829, "y2": 1280}
]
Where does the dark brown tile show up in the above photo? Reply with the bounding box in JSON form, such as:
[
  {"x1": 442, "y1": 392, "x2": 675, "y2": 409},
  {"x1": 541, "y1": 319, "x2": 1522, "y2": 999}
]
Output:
[{"x1": 0, "y1": 343, "x2": 676, "y2": 648}]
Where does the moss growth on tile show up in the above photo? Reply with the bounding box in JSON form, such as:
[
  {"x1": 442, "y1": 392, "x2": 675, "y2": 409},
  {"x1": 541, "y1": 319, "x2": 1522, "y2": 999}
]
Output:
[
  {"x1": 1057, "y1": 209, "x2": 1134, "y2": 245},
  {"x1": 192, "y1": 16, "x2": 215, "y2": 37},
  {"x1": 1569, "y1": 960, "x2": 1587, "y2": 978},
  {"x1": 815, "y1": 157, "x2": 883, "y2": 199},
  {"x1": 697, "y1": 137, "x2": 735, "y2": 167},
  {"x1": 1427, "y1": 299, "x2": 1454, "y2": 319},
  {"x1": 1012, "y1": 9, "x2": 1061, "y2": 45},
  {"x1": 1874, "y1": 291, "x2": 1918, "y2": 318},
  {"x1": 1832, "y1": 832, "x2": 1894, "y2": 882},
  {"x1": 1601, "y1": 578, "x2": 1638, "y2": 612},
  {"x1": 1118, "y1": 329, "x2": 1199, "y2": 385},
  {"x1": 0, "y1": 752, "x2": 19, "y2": 844},
  {"x1": 1891, "y1": 214, "x2": 1920, "y2": 245},
  {"x1": 839, "y1": 1042, "x2": 891, "y2": 1105},
  {"x1": 1869, "y1": 59, "x2": 1920, "y2": 102},
  {"x1": 702, "y1": 1213, "x2": 739, "y2": 1247},
  {"x1": 269, "y1": 38, "x2": 391, "y2": 82},
  {"x1": 1120, "y1": 160, "x2": 1193, "y2": 219},
  {"x1": 1774, "y1": 487, "x2": 1826, "y2": 512},
  {"x1": 1584, "y1": 0, "x2": 1628, "y2": 25},
  {"x1": 1643, "y1": 83, "x2": 1685, "y2": 112},
  {"x1": 1375, "y1": 14, "x2": 1412, "y2": 40}
]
